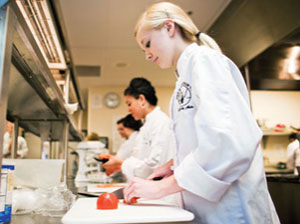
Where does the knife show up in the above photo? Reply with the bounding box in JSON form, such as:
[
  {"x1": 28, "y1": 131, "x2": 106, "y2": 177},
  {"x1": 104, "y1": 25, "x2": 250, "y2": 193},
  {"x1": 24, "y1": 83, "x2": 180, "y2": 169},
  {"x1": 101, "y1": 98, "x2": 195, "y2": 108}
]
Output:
[
  {"x1": 112, "y1": 176, "x2": 163, "y2": 199},
  {"x1": 94, "y1": 157, "x2": 109, "y2": 163}
]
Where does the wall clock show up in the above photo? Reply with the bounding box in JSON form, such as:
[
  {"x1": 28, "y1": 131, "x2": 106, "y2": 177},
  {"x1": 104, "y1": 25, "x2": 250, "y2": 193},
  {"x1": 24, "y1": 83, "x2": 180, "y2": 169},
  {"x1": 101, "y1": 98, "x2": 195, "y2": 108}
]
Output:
[{"x1": 104, "y1": 92, "x2": 120, "y2": 108}]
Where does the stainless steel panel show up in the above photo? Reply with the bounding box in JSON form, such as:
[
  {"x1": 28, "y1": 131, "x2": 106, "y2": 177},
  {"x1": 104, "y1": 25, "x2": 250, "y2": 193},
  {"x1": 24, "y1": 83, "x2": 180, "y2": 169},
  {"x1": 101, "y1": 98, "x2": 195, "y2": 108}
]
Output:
[
  {"x1": 62, "y1": 120, "x2": 69, "y2": 183},
  {"x1": 0, "y1": 3, "x2": 16, "y2": 180},
  {"x1": 208, "y1": 0, "x2": 300, "y2": 67},
  {"x1": 247, "y1": 42, "x2": 300, "y2": 90},
  {"x1": 50, "y1": 0, "x2": 85, "y2": 110},
  {"x1": 12, "y1": 118, "x2": 19, "y2": 158}
]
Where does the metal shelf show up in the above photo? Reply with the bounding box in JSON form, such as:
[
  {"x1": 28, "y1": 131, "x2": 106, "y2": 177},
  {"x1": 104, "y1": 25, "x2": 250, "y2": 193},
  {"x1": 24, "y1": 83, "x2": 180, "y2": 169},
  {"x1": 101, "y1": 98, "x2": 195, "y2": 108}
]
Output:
[
  {"x1": 262, "y1": 129, "x2": 292, "y2": 136},
  {"x1": 0, "y1": 1, "x2": 84, "y2": 184},
  {"x1": 4, "y1": 1, "x2": 84, "y2": 141}
]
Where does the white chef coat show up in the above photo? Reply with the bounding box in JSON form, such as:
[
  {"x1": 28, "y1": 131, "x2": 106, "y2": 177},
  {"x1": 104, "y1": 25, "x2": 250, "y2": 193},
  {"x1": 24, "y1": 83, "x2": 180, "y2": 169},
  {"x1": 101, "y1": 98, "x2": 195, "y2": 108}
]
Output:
[
  {"x1": 116, "y1": 131, "x2": 138, "y2": 160},
  {"x1": 3, "y1": 132, "x2": 28, "y2": 158},
  {"x1": 171, "y1": 43, "x2": 280, "y2": 224},
  {"x1": 287, "y1": 139, "x2": 300, "y2": 174},
  {"x1": 122, "y1": 107, "x2": 175, "y2": 181}
]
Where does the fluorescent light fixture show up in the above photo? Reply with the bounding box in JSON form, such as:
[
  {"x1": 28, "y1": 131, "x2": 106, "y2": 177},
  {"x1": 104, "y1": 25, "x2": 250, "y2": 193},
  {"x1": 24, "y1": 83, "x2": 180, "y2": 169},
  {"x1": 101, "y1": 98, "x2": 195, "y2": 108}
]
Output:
[{"x1": 16, "y1": 0, "x2": 67, "y2": 69}]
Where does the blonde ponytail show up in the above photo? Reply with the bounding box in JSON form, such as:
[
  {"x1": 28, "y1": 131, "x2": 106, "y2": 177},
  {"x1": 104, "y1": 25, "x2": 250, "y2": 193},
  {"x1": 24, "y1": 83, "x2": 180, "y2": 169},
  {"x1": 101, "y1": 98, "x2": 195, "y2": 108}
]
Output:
[
  {"x1": 197, "y1": 32, "x2": 222, "y2": 53},
  {"x1": 135, "y1": 2, "x2": 222, "y2": 53}
]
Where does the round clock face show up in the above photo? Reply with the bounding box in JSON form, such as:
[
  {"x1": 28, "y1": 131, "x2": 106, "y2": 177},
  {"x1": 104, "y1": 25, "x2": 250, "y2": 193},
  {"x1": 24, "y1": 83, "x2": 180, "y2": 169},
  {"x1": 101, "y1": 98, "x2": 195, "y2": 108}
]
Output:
[{"x1": 104, "y1": 92, "x2": 120, "y2": 108}]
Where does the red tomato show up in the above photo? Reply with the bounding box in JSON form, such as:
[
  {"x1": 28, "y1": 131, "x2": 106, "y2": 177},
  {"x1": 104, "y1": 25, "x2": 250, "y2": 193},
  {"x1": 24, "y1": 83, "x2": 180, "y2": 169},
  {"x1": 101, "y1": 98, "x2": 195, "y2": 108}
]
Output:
[
  {"x1": 124, "y1": 196, "x2": 139, "y2": 204},
  {"x1": 97, "y1": 193, "x2": 119, "y2": 210}
]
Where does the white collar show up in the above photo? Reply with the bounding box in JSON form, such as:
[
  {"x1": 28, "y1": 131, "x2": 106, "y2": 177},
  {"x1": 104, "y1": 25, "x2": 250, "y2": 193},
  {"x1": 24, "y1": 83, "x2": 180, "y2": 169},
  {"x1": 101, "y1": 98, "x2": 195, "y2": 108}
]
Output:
[
  {"x1": 176, "y1": 43, "x2": 198, "y2": 78},
  {"x1": 145, "y1": 106, "x2": 160, "y2": 121}
]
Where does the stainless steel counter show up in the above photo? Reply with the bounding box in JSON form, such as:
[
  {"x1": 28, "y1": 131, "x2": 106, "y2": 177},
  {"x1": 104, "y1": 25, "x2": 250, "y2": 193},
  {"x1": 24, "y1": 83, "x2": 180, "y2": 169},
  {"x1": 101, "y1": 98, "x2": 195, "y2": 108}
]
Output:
[
  {"x1": 265, "y1": 166, "x2": 300, "y2": 183},
  {"x1": 11, "y1": 213, "x2": 62, "y2": 224},
  {"x1": 9, "y1": 178, "x2": 193, "y2": 224},
  {"x1": 11, "y1": 213, "x2": 193, "y2": 224}
]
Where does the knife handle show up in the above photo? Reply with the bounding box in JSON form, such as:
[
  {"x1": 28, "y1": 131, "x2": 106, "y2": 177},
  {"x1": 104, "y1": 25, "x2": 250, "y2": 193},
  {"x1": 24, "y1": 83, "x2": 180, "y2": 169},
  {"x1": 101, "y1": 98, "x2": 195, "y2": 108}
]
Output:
[
  {"x1": 94, "y1": 157, "x2": 109, "y2": 163},
  {"x1": 152, "y1": 176, "x2": 163, "y2": 181}
]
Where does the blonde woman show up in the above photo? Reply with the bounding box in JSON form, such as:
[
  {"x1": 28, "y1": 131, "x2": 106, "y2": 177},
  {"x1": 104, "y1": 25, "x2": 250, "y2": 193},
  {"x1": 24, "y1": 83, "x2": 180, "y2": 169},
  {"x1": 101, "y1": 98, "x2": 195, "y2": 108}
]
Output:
[{"x1": 124, "y1": 2, "x2": 279, "y2": 223}]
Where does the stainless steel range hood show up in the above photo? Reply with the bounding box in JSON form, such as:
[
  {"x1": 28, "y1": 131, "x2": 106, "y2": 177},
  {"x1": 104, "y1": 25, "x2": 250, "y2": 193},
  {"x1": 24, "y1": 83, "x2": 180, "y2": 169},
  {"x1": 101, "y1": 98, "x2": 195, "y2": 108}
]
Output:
[
  {"x1": 207, "y1": 0, "x2": 300, "y2": 90},
  {"x1": 247, "y1": 29, "x2": 300, "y2": 91}
]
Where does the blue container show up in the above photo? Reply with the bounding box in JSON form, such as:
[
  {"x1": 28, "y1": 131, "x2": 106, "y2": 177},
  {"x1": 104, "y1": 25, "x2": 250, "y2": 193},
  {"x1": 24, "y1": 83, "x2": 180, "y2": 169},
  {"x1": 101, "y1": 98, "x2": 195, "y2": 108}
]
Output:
[{"x1": 0, "y1": 164, "x2": 15, "y2": 223}]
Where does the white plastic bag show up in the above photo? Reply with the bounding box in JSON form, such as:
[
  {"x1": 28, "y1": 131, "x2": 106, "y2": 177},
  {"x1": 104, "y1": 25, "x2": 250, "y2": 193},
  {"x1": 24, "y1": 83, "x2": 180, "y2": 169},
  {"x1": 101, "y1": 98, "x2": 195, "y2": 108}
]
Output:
[{"x1": 12, "y1": 184, "x2": 76, "y2": 217}]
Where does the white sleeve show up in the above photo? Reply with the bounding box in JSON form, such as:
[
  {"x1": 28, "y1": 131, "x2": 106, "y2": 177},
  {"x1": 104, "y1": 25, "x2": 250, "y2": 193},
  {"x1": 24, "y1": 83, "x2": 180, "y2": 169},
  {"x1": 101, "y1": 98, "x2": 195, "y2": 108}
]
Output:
[
  {"x1": 174, "y1": 53, "x2": 262, "y2": 202},
  {"x1": 122, "y1": 119, "x2": 174, "y2": 180},
  {"x1": 122, "y1": 156, "x2": 151, "y2": 181},
  {"x1": 17, "y1": 137, "x2": 28, "y2": 158}
]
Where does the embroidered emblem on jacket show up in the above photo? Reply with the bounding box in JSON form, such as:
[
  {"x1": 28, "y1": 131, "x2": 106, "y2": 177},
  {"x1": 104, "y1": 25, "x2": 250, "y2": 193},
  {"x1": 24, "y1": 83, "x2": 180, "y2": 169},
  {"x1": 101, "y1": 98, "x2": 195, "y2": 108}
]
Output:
[{"x1": 176, "y1": 82, "x2": 194, "y2": 111}]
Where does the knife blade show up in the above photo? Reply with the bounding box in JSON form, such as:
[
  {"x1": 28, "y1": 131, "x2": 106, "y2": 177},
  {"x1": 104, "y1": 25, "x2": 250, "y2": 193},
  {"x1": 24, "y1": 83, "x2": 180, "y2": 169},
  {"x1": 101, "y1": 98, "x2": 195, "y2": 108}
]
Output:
[{"x1": 112, "y1": 187, "x2": 124, "y2": 199}]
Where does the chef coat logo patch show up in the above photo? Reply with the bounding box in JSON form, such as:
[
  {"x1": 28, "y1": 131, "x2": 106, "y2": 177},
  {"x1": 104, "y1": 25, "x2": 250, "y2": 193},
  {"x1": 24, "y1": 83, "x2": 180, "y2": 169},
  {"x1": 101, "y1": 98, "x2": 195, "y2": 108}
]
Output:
[{"x1": 176, "y1": 82, "x2": 193, "y2": 111}]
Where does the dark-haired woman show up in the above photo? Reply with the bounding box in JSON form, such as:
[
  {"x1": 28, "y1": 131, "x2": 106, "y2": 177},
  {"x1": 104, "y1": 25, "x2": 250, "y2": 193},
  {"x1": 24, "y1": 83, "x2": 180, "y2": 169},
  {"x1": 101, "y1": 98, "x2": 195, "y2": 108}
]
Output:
[{"x1": 121, "y1": 77, "x2": 175, "y2": 181}]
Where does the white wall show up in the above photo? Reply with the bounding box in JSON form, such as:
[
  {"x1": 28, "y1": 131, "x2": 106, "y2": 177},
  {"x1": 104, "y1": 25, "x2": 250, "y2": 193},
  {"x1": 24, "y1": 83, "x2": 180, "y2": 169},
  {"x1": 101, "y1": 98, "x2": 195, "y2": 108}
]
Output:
[
  {"x1": 250, "y1": 90, "x2": 300, "y2": 165},
  {"x1": 250, "y1": 90, "x2": 300, "y2": 128}
]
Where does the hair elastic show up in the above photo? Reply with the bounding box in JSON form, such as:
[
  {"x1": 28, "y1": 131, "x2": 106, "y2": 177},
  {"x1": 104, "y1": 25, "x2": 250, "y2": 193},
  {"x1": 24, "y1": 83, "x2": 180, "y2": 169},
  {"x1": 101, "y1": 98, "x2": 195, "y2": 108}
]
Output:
[{"x1": 195, "y1": 32, "x2": 202, "y2": 39}]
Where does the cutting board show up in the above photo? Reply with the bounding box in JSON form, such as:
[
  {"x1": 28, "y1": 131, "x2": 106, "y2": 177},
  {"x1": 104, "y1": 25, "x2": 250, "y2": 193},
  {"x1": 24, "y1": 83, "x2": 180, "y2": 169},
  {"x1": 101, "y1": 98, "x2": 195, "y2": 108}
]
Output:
[{"x1": 61, "y1": 198, "x2": 194, "y2": 224}]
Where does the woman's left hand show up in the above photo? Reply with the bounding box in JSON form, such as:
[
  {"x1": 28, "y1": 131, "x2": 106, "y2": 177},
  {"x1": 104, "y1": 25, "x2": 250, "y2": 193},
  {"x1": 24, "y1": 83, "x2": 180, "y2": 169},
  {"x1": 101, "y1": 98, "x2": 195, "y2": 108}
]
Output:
[
  {"x1": 123, "y1": 175, "x2": 183, "y2": 203},
  {"x1": 123, "y1": 177, "x2": 164, "y2": 203}
]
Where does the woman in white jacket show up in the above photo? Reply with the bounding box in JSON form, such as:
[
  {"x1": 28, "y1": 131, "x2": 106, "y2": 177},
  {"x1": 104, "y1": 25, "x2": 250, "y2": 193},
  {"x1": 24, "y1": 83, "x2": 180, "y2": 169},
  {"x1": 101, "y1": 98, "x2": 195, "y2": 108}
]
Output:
[
  {"x1": 105, "y1": 77, "x2": 175, "y2": 182},
  {"x1": 124, "y1": 2, "x2": 280, "y2": 223}
]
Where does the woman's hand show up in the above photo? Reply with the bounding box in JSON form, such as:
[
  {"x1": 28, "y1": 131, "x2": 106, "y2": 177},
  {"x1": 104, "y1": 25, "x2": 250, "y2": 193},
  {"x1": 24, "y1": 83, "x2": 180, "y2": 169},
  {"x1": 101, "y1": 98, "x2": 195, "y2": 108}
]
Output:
[
  {"x1": 147, "y1": 159, "x2": 174, "y2": 180},
  {"x1": 102, "y1": 155, "x2": 123, "y2": 176},
  {"x1": 123, "y1": 175, "x2": 183, "y2": 204},
  {"x1": 123, "y1": 177, "x2": 165, "y2": 203}
]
